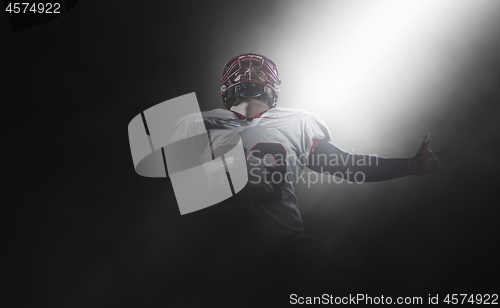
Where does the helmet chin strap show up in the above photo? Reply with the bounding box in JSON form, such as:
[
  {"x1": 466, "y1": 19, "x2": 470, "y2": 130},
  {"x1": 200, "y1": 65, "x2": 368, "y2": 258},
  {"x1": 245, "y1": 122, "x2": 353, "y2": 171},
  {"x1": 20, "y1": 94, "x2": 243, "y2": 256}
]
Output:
[
  {"x1": 235, "y1": 82, "x2": 264, "y2": 97},
  {"x1": 233, "y1": 82, "x2": 275, "y2": 108},
  {"x1": 240, "y1": 94, "x2": 262, "y2": 98}
]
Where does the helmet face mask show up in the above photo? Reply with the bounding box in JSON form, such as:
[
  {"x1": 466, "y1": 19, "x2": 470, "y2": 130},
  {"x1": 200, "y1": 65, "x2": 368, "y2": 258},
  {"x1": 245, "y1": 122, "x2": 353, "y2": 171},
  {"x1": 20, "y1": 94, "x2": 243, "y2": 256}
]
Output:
[{"x1": 221, "y1": 53, "x2": 281, "y2": 109}]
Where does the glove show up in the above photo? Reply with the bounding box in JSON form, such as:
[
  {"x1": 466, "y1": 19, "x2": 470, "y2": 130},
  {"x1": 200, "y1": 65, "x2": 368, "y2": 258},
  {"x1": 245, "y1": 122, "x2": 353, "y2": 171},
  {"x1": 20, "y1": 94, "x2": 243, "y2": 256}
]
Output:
[{"x1": 409, "y1": 133, "x2": 457, "y2": 176}]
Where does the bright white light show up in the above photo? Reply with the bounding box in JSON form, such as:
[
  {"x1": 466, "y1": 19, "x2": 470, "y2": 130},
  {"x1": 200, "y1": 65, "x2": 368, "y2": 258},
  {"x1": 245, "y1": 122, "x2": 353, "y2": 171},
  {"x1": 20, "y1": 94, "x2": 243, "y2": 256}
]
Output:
[{"x1": 275, "y1": 0, "x2": 499, "y2": 154}]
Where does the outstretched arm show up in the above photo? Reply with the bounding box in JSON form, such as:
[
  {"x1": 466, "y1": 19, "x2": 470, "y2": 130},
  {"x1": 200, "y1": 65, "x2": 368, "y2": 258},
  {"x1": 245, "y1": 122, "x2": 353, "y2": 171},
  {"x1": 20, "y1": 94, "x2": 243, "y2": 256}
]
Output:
[
  {"x1": 307, "y1": 140, "x2": 411, "y2": 182},
  {"x1": 307, "y1": 133, "x2": 456, "y2": 182}
]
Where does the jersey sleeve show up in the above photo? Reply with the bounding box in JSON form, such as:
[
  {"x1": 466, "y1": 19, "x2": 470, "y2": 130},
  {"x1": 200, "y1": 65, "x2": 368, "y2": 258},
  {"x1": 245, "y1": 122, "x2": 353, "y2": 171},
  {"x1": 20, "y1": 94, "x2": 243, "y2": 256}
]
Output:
[
  {"x1": 170, "y1": 112, "x2": 206, "y2": 142},
  {"x1": 302, "y1": 112, "x2": 331, "y2": 161}
]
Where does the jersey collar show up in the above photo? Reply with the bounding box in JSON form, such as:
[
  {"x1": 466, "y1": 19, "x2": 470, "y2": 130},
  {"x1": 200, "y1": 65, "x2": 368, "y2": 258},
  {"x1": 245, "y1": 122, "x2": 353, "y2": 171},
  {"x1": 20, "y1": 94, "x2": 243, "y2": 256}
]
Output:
[{"x1": 229, "y1": 109, "x2": 270, "y2": 121}]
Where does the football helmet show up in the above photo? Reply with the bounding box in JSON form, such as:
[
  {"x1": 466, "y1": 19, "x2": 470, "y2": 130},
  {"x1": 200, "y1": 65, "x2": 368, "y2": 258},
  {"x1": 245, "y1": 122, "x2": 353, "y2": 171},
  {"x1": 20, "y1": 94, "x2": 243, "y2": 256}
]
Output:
[{"x1": 220, "y1": 53, "x2": 281, "y2": 109}]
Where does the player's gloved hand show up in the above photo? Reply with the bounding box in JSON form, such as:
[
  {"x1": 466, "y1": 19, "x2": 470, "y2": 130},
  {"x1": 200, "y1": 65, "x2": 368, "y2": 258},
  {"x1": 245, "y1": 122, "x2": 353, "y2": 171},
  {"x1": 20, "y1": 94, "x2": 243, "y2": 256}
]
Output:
[{"x1": 409, "y1": 133, "x2": 457, "y2": 176}]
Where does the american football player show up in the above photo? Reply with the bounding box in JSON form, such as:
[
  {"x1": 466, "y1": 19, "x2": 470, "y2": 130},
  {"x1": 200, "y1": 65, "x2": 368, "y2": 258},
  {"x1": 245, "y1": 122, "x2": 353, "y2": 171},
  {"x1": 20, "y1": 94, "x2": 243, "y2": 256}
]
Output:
[{"x1": 195, "y1": 53, "x2": 454, "y2": 294}]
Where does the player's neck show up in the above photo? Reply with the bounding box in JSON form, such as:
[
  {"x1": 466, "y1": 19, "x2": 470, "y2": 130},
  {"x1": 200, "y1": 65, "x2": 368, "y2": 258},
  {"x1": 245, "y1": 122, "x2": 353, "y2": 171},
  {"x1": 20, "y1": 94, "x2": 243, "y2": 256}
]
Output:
[{"x1": 230, "y1": 98, "x2": 270, "y2": 119}]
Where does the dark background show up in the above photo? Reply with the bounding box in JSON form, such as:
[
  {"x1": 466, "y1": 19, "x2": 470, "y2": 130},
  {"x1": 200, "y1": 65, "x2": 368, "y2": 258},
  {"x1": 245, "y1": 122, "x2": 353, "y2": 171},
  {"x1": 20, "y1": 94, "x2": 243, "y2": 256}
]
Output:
[{"x1": 3, "y1": 1, "x2": 499, "y2": 306}]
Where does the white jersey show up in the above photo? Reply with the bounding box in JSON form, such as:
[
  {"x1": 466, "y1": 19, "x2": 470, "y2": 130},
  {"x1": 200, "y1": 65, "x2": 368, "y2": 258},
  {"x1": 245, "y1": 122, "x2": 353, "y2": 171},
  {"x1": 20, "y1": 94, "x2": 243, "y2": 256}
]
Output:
[{"x1": 199, "y1": 107, "x2": 331, "y2": 250}]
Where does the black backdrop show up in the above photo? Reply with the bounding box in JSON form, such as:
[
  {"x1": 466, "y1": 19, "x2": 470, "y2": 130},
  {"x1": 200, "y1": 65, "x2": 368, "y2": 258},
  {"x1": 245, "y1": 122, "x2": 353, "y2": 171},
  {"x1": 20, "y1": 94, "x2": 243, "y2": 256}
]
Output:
[{"x1": 3, "y1": 1, "x2": 500, "y2": 307}]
